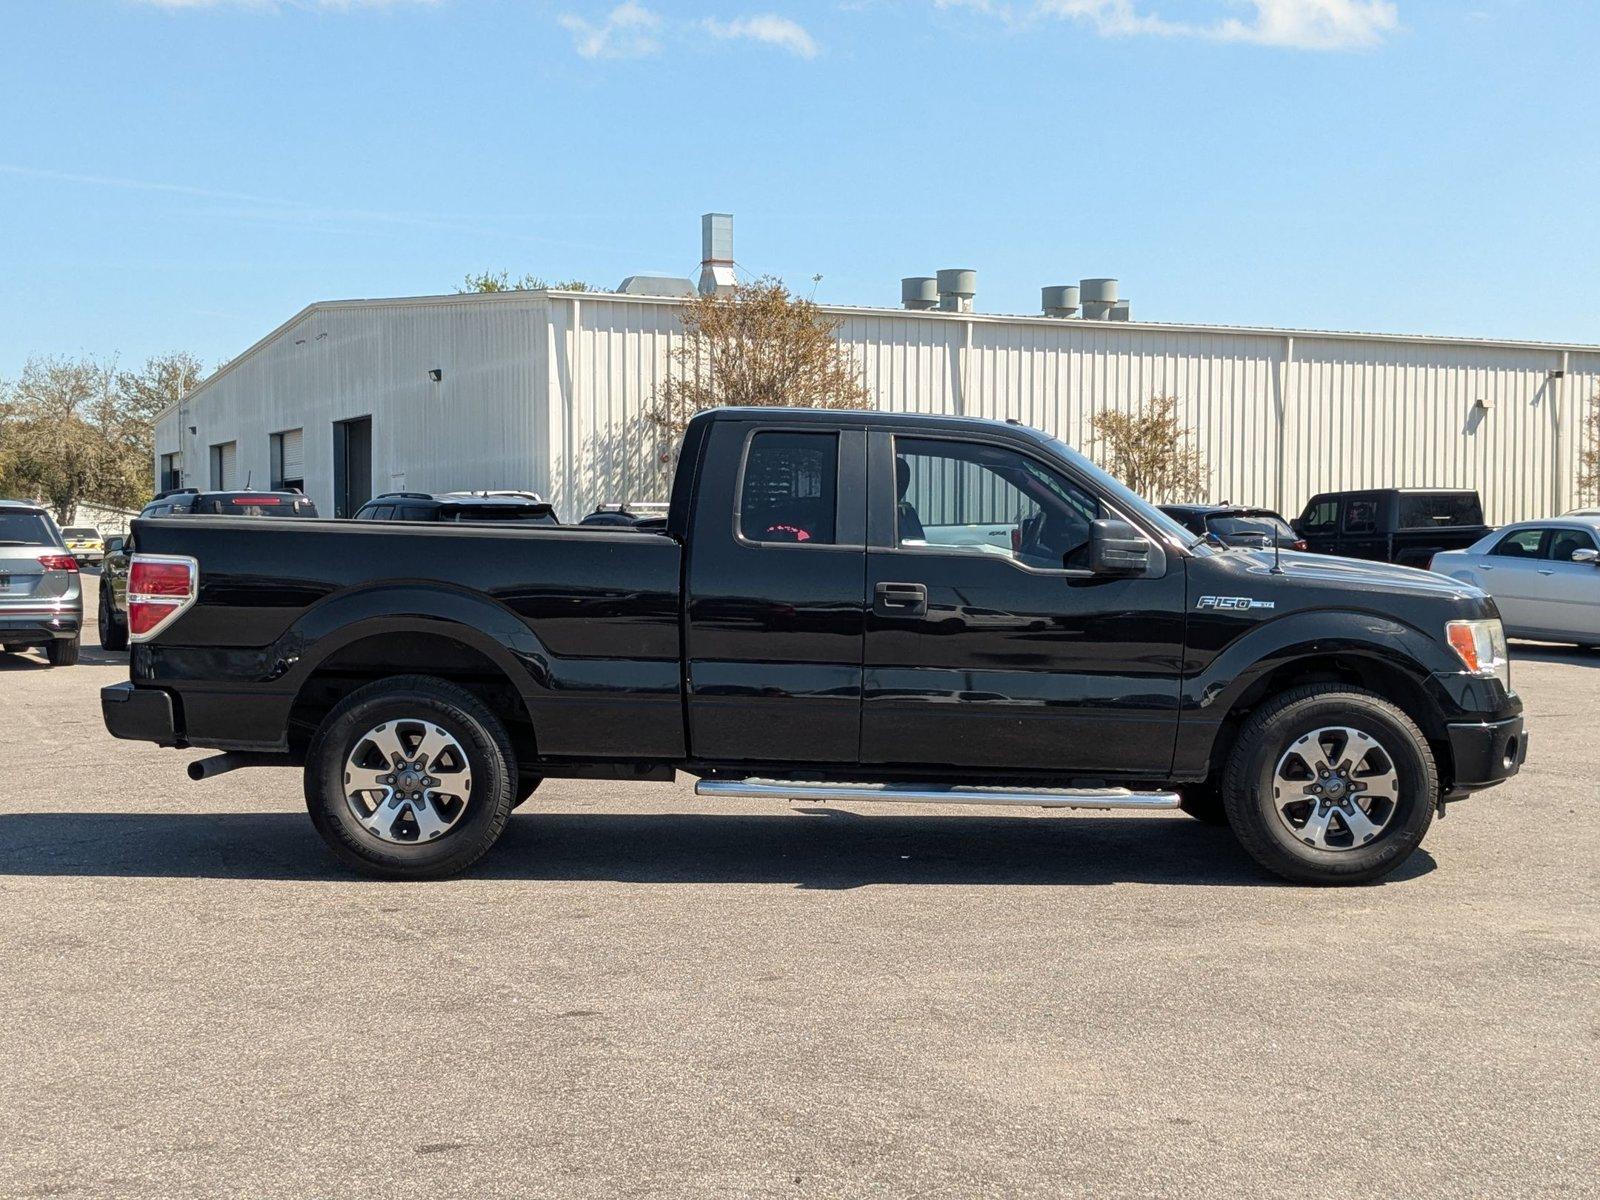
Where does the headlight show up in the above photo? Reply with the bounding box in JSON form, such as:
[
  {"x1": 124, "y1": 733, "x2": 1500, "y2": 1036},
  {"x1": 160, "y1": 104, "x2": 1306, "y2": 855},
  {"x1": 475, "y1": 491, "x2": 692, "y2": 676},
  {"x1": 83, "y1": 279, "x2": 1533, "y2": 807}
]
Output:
[{"x1": 1446, "y1": 618, "x2": 1511, "y2": 690}]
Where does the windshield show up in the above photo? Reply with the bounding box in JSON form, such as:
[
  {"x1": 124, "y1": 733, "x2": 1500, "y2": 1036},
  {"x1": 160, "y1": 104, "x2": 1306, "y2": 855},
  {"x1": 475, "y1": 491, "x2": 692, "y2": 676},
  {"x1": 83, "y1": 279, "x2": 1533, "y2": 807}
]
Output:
[
  {"x1": 1044, "y1": 438, "x2": 1204, "y2": 549},
  {"x1": 1208, "y1": 514, "x2": 1296, "y2": 543}
]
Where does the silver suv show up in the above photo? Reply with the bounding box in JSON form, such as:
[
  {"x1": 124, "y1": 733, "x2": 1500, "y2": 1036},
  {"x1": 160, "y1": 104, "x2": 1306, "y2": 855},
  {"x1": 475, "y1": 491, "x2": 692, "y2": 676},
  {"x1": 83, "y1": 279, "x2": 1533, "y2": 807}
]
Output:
[{"x1": 0, "y1": 500, "x2": 83, "y2": 666}]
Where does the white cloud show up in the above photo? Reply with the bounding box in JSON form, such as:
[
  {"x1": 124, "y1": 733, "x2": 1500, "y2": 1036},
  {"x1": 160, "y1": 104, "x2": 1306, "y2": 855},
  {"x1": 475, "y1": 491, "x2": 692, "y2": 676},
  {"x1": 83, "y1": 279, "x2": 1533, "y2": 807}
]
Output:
[
  {"x1": 558, "y1": 2, "x2": 663, "y2": 58},
  {"x1": 702, "y1": 14, "x2": 819, "y2": 57},
  {"x1": 942, "y1": 0, "x2": 1400, "y2": 49}
]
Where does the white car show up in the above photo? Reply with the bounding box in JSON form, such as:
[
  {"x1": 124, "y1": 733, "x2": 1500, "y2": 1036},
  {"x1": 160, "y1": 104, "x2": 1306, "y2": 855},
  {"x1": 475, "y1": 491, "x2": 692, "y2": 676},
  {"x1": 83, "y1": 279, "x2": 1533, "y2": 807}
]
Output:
[{"x1": 1431, "y1": 516, "x2": 1600, "y2": 648}]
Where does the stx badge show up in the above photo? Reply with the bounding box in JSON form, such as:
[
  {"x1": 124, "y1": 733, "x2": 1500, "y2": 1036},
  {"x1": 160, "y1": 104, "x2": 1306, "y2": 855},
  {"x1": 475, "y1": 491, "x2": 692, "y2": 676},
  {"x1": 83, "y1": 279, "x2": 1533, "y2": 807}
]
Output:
[{"x1": 1196, "y1": 595, "x2": 1277, "y2": 611}]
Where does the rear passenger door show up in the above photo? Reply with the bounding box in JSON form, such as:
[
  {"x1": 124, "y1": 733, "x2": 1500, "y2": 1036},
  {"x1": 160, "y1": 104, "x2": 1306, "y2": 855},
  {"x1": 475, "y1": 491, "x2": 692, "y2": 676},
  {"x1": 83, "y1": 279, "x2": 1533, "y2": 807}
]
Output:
[{"x1": 684, "y1": 422, "x2": 868, "y2": 765}]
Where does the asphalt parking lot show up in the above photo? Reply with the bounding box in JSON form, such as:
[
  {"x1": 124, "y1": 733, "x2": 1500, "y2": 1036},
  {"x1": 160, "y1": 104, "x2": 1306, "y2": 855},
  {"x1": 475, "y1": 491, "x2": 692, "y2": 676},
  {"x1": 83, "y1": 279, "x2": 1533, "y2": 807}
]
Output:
[{"x1": 1, "y1": 574, "x2": 1596, "y2": 1199}]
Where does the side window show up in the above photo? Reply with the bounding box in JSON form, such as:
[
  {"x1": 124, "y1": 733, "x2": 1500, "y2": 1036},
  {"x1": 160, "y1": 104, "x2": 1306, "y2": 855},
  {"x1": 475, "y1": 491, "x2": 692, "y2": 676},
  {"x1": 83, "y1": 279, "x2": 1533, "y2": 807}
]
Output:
[
  {"x1": 1300, "y1": 498, "x2": 1339, "y2": 531},
  {"x1": 739, "y1": 432, "x2": 838, "y2": 545},
  {"x1": 399, "y1": 506, "x2": 432, "y2": 522},
  {"x1": 1343, "y1": 498, "x2": 1379, "y2": 534},
  {"x1": 894, "y1": 437, "x2": 1102, "y2": 570},
  {"x1": 1489, "y1": 528, "x2": 1546, "y2": 559},
  {"x1": 1545, "y1": 528, "x2": 1596, "y2": 562}
]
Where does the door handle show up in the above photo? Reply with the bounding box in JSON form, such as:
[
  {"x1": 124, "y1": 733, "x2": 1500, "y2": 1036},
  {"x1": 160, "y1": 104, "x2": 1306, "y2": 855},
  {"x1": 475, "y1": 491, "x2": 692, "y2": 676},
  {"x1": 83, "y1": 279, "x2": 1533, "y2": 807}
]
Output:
[
  {"x1": 874, "y1": 581, "x2": 928, "y2": 618},
  {"x1": 1538, "y1": 569, "x2": 1555, "y2": 576}
]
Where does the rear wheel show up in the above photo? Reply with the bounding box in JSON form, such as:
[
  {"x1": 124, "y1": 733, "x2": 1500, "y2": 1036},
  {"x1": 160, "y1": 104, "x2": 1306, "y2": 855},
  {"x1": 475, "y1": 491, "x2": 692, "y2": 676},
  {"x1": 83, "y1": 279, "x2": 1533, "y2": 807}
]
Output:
[
  {"x1": 46, "y1": 637, "x2": 80, "y2": 666},
  {"x1": 99, "y1": 588, "x2": 128, "y2": 651},
  {"x1": 1222, "y1": 685, "x2": 1436, "y2": 885},
  {"x1": 304, "y1": 676, "x2": 516, "y2": 879}
]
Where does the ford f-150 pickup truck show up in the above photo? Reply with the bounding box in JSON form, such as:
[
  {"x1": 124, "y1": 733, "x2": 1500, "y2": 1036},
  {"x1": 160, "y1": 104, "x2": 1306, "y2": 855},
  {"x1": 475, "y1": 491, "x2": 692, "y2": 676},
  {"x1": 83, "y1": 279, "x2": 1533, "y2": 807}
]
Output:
[{"x1": 102, "y1": 408, "x2": 1527, "y2": 885}]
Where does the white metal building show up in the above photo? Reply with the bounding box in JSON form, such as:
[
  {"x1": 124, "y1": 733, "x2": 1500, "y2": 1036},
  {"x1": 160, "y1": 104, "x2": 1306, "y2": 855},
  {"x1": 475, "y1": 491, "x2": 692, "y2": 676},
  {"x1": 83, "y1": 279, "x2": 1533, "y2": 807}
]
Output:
[{"x1": 155, "y1": 267, "x2": 1600, "y2": 527}]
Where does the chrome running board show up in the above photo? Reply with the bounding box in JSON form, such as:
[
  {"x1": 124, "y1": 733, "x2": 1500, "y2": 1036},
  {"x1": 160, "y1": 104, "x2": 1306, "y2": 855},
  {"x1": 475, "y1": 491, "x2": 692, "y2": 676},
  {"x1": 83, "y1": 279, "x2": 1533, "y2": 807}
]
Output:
[{"x1": 693, "y1": 779, "x2": 1180, "y2": 810}]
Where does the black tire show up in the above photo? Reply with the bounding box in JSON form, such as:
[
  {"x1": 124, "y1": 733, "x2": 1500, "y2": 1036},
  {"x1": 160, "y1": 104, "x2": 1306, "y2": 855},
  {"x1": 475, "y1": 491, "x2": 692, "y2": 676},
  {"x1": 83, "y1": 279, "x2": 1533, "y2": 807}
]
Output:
[
  {"x1": 99, "y1": 589, "x2": 128, "y2": 652},
  {"x1": 304, "y1": 676, "x2": 516, "y2": 879},
  {"x1": 46, "y1": 637, "x2": 81, "y2": 666},
  {"x1": 1222, "y1": 685, "x2": 1436, "y2": 886},
  {"x1": 511, "y1": 774, "x2": 543, "y2": 810},
  {"x1": 1177, "y1": 781, "x2": 1228, "y2": 825}
]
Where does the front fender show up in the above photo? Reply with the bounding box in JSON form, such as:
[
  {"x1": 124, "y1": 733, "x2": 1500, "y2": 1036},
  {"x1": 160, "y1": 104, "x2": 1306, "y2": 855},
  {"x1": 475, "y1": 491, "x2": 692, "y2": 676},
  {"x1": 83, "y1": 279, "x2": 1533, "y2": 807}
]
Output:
[{"x1": 1173, "y1": 608, "x2": 1470, "y2": 779}]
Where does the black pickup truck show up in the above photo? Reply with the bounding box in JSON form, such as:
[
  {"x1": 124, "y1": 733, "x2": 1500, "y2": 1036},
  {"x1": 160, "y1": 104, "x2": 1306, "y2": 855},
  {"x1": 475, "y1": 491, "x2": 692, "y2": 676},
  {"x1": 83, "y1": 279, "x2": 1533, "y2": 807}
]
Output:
[
  {"x1": 102, "y1": 409, "x2": 1526, "y2": 885},
  {"x1": 1292, "y1": 488, "x2": 1490, "y2": 567}
]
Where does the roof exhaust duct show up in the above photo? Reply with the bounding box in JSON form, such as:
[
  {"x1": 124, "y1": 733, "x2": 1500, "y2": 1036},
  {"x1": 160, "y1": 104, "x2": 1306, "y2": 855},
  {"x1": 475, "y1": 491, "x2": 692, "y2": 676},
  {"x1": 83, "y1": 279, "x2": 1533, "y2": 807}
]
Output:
[
  {"x1": 1042, "y1": 285, "x2": 1080, "y2": 318},
  {"x1": 1080, "y1": 278, "x2": 1118, "y2": 320},
  {"x1": 936, "y1": 268, "x2": 977, "y2": 313},
  {"x1": 1109, "y1": 300, "x2": 1132, "y2": 322},
  {"x1": 698, "y1": 213, "x2": 736, "y2": 297},
  {"x1": 901, "y1": 277, "x2": 939, "y2": 310}
]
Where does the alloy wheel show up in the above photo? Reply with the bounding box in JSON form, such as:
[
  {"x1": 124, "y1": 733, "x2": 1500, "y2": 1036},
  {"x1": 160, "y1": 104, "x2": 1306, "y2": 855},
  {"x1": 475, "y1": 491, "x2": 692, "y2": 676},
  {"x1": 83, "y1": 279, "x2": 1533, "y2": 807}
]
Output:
[
  {"x1": 1272, "y1": 725, "x2": 1399, "y2": 851},
  {"x1": 343, "y1": 720, "x2": 473, "y2": 844}
]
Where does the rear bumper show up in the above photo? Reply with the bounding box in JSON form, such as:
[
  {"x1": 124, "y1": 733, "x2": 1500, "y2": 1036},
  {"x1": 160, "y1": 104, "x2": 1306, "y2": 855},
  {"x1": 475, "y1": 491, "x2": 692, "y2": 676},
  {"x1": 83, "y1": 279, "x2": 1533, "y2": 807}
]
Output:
[
  {"x1": 0, "y1": 611, "x2": 81, "y2": 645},
  {"x1": 102, "y1": 681, "x2": 181, "y2": 746},
  {"x1": 1447, "y1": 715, "x2": 1527, "y2": 790}
]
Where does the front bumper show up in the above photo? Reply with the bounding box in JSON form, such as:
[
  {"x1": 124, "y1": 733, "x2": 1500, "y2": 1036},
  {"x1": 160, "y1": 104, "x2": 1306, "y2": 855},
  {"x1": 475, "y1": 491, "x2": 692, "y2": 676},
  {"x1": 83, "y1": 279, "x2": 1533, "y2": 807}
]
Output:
[
  {"x1": 101, "y1": 681, "x2": 181, "y2": 745},
  {"x1": 1447, "y1": 714, "x2": 1527, "y2": 790}
]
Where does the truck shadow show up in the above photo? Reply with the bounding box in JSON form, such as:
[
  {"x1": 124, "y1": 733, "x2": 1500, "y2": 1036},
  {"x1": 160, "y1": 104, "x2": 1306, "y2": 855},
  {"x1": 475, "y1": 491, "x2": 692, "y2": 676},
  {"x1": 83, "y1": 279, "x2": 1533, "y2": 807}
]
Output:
[{"x1": 0, "y1": 809, "x2": 1436, "y2": 889}]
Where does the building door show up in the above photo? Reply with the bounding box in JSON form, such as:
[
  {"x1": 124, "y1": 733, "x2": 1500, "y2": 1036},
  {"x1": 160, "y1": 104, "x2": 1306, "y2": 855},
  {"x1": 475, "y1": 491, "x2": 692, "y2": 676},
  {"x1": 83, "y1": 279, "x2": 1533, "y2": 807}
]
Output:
[
  {"x1": 860, "y1": 431, "x2": 1185, "y2": 776},
  {"x1": 333, "y1": 417, "x2": 372, "y2": 518},
  {"x1": 209, "y1": 441, "x2": 237, "y2": 490}
]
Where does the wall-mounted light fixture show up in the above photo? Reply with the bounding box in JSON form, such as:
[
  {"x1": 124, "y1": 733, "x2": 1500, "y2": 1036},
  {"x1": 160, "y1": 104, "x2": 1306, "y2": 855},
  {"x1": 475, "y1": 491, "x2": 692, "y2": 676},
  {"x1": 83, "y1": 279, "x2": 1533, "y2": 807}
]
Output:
[
  {"x1": 428, "y1": 368, "x2": 443, "y2": 382},
  {"x1": 187, "y1": 425, "x2": 198, "y2": 435},
  {"x1": 1548, "y1": 369, "x2": 1566, "y2": 380},
  {"x1": 1474, "y1": 396, "x2": 1492, "y2": 411}
]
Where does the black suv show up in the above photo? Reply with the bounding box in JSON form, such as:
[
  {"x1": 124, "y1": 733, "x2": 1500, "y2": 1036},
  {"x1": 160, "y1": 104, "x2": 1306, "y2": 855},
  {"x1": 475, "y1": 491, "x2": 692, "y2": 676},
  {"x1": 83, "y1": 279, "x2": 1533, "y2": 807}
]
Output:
[
  {"x1": 99, "y1": 488, "x2": 319, "y2": 650},
  {"x1": 1292, "y1": 489, "x2": 1489, "y2": 567},
  {"x1": 354, "y1": 492, "x2": 559, "y2": 525}
]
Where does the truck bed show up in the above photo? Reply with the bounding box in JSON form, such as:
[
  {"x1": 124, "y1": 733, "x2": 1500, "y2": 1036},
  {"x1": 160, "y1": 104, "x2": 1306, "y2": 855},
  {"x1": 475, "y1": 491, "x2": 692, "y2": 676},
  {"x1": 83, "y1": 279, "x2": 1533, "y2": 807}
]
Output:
[{"x1": 130, "y1": 516, "x2": 686, "y2": 760}]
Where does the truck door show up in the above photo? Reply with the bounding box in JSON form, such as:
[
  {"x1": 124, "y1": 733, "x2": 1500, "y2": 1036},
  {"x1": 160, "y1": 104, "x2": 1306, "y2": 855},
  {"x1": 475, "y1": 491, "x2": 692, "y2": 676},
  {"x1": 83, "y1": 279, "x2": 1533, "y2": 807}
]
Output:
[
  {"x1": 860, "y1": 431, "x2": 1185, "y2": 776},
  {"x1": 684, "y1": 422, "x2": 868, "y2": 764}
]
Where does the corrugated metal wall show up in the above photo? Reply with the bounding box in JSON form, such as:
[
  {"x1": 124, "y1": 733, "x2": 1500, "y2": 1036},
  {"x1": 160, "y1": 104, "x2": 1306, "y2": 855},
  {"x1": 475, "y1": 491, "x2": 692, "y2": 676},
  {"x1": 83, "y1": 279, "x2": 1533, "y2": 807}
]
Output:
[{"x1": 163, "y1": 291, "x2": 1600, "y2": 527}]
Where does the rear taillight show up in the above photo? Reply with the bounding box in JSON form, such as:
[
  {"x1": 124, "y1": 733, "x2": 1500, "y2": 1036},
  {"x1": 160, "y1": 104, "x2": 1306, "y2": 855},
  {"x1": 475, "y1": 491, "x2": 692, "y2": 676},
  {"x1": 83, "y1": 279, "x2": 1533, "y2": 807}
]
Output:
[
  {"x1": 128, "y1": 554, "x2": 199, "y2": 641},
  {"x1": 38, "y1": 554, "x2": 79, "y2": 572}
]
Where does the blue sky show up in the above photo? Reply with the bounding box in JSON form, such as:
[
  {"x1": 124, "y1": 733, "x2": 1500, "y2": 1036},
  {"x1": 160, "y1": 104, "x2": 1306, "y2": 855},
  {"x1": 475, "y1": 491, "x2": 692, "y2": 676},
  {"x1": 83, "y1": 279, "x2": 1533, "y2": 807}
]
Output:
[{"x1": 2, "y1": 0, "x2": 1596, "y2": 378}]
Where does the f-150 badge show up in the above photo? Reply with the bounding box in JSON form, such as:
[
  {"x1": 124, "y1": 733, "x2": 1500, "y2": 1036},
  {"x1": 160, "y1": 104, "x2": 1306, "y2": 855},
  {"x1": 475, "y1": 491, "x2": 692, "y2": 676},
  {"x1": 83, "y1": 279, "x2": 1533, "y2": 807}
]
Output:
[{"x1": 1196, "y1": 595, "x2": 1277, "y2": 611}]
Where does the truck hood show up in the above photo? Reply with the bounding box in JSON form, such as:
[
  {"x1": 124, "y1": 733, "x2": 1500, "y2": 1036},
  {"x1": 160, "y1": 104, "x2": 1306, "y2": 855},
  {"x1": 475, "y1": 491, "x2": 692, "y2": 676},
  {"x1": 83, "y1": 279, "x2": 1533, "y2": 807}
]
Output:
[{"x1": 1219, "y1": 548, "x2": 1490, "y2": 604}]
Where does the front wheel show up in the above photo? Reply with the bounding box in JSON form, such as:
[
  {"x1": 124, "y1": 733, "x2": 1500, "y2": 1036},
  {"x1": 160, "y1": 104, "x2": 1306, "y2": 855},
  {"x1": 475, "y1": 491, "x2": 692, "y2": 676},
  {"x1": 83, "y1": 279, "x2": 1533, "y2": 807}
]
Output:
[
  {"x1": 304, "y1": 676, "x2": 517, "y2": 879},
  {"x1": 1222, "y1": 685, "x2": 1436, "y2": 885}
]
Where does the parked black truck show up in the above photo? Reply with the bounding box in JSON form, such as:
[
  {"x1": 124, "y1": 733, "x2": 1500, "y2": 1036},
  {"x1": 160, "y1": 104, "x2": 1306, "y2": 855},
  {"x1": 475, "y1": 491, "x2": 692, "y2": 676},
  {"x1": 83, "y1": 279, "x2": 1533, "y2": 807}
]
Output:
[
  {"x1": 1292, "y1": 488, "x2": 1490, "y2": 567},
  {"x1": 102, "y1": 409, "x2": 1526, "y2": 885}
]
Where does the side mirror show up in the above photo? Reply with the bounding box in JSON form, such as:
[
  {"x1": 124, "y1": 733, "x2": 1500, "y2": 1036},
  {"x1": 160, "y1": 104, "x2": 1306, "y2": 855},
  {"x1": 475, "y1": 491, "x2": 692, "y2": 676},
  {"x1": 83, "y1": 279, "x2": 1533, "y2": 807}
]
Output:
[
  {"x1": 104, "y1": 536, "x2": 125, "y2": 554},
  {"x1": 1087, "y1": 518, "x2": 1150, "y2": 576},
  {"x1": 1572, "y1": 548, "x2": 1599, "y2": 564}
]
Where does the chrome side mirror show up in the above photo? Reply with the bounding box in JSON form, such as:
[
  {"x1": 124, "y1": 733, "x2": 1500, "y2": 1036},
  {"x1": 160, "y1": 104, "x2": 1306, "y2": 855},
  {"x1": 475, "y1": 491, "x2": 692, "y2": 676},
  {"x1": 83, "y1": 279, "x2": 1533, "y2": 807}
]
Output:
[{"x1": 1572, "y1": 548, "x2": 1599, "y2": 564}]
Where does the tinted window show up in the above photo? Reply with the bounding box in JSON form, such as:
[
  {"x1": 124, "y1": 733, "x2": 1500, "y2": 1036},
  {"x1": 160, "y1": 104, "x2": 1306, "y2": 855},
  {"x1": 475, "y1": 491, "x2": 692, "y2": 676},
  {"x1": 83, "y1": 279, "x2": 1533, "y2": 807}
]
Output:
[
  {"x1": 1398, "y1": 493, "x2": 1482, "y2": 529},
  {"x1": 370, "y1": 506, "x2": 396, "y2": 520},
  {"x1": 62, "y1": 527, "x2": 98, "y2": 539},
  {"x1": 1489, "y1": 528, "x2": 1545, "y2": 559},
  {"x1": 1343, "y1": 498, "x2": 1379, "y2": 534},
  {"x1": 399, "y1": 506, "x2": 433, "y2": 522},
  {"x1": 440, "y1": 506, "x2": 556, "y2": 524},
  {"x1": 739, "y1": 431, "x2": 838, "y2": 545},
  {"x1": 1300, "y1": 498, "x2": 1338, "y2": 531},
  {"x1": 1546, "y1": 528, "x2": 1597, "y2": 561},
  {"x1": 0, "y1": 512, "x2": 55, "y2": 545},
  {"x1": 1207, "y1": 514, "x2": 1296, "y2": 544},
  {"x1": 895, "y1": 437, "x2": 1102, "y2": 570}
]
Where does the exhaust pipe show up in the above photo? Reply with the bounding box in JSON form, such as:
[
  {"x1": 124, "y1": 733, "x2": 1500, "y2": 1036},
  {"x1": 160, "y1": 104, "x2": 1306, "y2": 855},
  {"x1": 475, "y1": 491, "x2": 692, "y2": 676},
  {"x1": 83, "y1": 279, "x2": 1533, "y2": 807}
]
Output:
[{"x1": 187, "y1": 752, "x2": 287, "y2": 781}]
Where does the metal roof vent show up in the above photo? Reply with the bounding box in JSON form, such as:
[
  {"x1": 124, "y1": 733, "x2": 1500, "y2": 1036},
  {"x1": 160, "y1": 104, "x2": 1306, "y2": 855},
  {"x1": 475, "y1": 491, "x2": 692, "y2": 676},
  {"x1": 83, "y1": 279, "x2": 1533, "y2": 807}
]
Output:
[
  {"x1": 1109, "y1": 300, "x2": 1132, "y2": 321},
  {"x1": 618, "y1": 275, "x2": 697, "y2": 297},
  {"x1": 936, "y1": 268, "x2": 977, "y2": 313},
  {"x1": 902, "y1": 277, "x2": 939, "y2": 310},
  {"x1": 1080, "y1": 278, "x2": 1118, "y2": 320},
  {"x1": 698, "y1": 213, "x2": 736, "y2": 297},
  {"x1": 1042, "y1": 285, "x2": 1080, "y2": 318}
]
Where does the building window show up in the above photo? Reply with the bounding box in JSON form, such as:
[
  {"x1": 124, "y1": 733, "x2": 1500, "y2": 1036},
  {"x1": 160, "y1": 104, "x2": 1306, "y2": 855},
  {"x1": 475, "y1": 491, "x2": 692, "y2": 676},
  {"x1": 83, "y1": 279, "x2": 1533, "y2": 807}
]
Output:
[
  {"x1": 209, "y1": 441, "x2": 237, "y2": 490},
  {"x1": 271, "y1": 428, "x2": 305, "y2": 493},
  {"x1": 159, "y1": 452, "x2": 182, "y2": 493}
]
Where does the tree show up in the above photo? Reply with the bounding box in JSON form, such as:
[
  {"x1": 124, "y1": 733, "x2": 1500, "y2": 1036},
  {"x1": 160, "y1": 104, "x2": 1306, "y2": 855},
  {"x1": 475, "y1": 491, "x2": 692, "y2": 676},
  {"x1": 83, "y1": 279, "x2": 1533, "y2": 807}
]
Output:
[
  {"x1": 457, "y1": 271, "x2": 597, "y2": 294},
  {"x1": 646, "y1": 276, "x2": 870, "y2": 442},
  {"x1": 1579, "y1": 391, "x2": 1600, "y2": 507},
  {"x1": 1089, "y1": 394, "x2": 1208, "y2": 502},
  {"x1": 0, "y1": 352, "x2": 200, "y2": 521}
]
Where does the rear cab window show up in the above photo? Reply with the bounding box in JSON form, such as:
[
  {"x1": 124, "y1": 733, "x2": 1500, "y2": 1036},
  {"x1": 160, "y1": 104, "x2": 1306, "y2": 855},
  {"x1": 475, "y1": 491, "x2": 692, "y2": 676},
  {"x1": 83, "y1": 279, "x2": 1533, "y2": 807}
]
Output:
[{"x1": 738, "y1": 431, "x2": 839, "y2": 545}]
